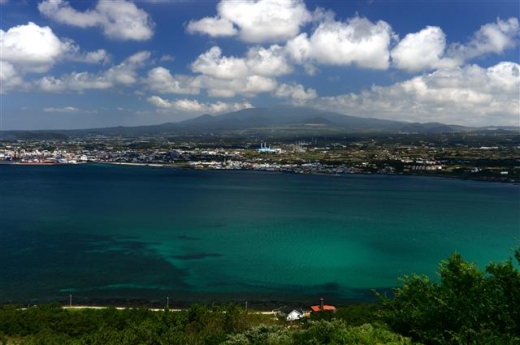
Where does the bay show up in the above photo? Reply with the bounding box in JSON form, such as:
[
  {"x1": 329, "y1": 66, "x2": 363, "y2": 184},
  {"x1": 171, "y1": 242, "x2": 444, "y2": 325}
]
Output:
[{"x1": 1, "y1": 164, "x2": 518, "y2": 305}]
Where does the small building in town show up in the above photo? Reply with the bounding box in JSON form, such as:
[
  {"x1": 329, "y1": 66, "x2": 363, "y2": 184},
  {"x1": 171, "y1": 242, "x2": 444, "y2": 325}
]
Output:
[
  {"x1": 274, "y1": 306, "x2": 306, "y2": 321},
  {"x1": 286, "y1": 309, "x2": 305, "y2": 321},
  {"x1": 310, "y1": 297, "x2": 336, "y2": 313}
]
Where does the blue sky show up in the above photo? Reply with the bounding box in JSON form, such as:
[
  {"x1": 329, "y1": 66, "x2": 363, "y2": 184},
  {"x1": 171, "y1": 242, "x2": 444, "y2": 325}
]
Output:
[{"x1": 1, "y1": 0, "x2": 518, "y2": 130}]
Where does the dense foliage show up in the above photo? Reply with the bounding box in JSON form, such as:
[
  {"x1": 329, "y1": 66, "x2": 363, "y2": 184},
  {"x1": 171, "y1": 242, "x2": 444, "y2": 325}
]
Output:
[
  {"x1": 0, "y1": 303, "x2": 411, "y2": 345},
  {"x1": 223, "y1": 321, "x2": 412, "y2": 345},
  {"x1": 0, "y1": 303, "x2": 265, "y2": 345},
  {"x1": 379, "y1": 247, "x2": 520, "y2": 344}
]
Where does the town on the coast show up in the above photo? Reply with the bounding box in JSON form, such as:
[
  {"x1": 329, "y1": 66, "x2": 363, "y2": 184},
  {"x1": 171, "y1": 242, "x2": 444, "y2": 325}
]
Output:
[{"x1": 1, "y1": 131, "x2": 518, "y2": 183}]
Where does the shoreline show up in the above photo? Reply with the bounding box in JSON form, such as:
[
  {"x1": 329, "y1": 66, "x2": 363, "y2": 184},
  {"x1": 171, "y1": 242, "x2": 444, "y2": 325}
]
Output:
[
  {"x1": 0, "y1": 290, "x2": 384, "y2": 311},
  {"x1": 1, "y1": 298, "x2": 369, "y2": 313},
  {"x1": 3, "y1": 160, "x2": 518, "y2": 184}
]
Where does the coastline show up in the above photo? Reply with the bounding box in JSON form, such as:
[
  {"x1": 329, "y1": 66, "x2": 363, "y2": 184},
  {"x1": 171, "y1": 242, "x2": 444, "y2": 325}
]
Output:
[
  {"x1": 2, "y1": 296, "x2": 358, "y2": 313},
  {"x1": 3, "y1": 160, "x2": 518, "y2": 184}
]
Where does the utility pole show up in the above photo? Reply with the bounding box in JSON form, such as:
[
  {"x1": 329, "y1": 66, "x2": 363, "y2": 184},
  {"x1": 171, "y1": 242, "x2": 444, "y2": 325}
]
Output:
[
  {"x1": 166, "y1": 296, "x2": 169, "y2": 310},
  {"x1": 69, "y1": 294, "x2": 72, "y2": 307}
]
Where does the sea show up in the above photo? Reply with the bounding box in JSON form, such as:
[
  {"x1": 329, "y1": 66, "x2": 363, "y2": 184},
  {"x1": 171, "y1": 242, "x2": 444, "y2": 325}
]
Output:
[{"x1": 1, "y1": 164, "x2": 519, "y2": 306}]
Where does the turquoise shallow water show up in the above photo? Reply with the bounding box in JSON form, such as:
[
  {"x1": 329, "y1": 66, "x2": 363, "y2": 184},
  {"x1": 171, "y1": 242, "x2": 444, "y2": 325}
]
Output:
[{"x1": 0, "y1": 164, "x2": 519, "y2": 304}]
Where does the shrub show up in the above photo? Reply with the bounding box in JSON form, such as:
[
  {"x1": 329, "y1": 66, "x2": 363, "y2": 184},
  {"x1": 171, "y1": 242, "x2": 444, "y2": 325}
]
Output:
[{"x1": 379, "y1": 247, "x2": 520, "y2": 344}]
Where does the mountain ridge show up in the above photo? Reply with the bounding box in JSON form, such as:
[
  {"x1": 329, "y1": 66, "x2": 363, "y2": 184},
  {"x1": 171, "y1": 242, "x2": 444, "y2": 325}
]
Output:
[
  {"x1": 1, "y1": 106, "x2": 517, "y2": 139},
  {"x1": 174, "y1": 106, "x2": 467, "y2": 133}
]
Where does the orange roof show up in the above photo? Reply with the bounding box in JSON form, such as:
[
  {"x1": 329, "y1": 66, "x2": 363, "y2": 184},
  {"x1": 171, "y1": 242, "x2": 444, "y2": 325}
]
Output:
[{"x1": 311, "y1": 305, "x2": 336, "y2": 312}]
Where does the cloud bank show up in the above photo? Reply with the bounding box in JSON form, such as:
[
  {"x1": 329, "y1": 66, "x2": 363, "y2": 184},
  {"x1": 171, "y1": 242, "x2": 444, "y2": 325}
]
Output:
[
  {"x1": 306, "y1": 62, "x2": 520, "y2": 127},
  {"x1": 147, "y1": 96, "x2": 253, "y2": 114}
]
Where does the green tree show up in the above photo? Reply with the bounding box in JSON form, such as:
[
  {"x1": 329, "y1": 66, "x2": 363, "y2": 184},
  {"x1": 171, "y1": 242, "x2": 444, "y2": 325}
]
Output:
[{"x1": 379, "y1": 247, "x2": 520, "y2": 344}]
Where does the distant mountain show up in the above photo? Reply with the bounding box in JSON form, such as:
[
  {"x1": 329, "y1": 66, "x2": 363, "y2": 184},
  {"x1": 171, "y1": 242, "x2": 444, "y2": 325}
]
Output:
[
  {"x1": 299, "y1": 116, "x2": 335, "y2": 125},
  {"x1": 3, "y1": 106, "x2": 515, "y2": 139},
  {"x1": 398, "y1": 122, "x2": 468, "y2": 134},
  {"x1": 174, "y1": 106, "x2": 463, "y2": 133}
]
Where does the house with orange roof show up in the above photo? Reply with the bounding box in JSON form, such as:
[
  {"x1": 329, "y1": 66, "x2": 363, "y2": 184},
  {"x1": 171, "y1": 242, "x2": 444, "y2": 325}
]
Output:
[{"x1": 310, "y1": 297, "x2": 336, "y2": 313}]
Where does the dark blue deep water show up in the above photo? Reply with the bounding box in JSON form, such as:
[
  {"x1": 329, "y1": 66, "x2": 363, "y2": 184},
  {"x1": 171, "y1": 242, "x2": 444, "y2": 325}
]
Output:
[{"x1": 1, "y1": 164, "x2": 519, "y2": 305}]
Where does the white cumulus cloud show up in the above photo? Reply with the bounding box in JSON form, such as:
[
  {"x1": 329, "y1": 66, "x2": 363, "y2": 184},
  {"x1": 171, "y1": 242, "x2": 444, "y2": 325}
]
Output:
[
  {"x1": 147, "y1": 96, "x2": 253, "y2": 114},
  {"x1": 392, "y1": 18, "x2": 519, "y2": 72},
  {"x1": 0, "y1": 22, "x2": 76, "y2": 73},
  {"x1": 187, "y1": 0, "x2": 311, "y2": 43},
  {"x1": 173, "y1": 99, "x2": 251, "y2": 113},
  {"x1": 44, "y1": 106, "x2": 78, "y2": 113},
  {"x1": 197, "y1": 74, "x2": 277, "y2": 98},
  {"x1": 0, "y1": 61, "x2": 24, "y2": 93},
  {"x1": 36, "y1": 73, "x2": 112, "y2": 92},
  {"x1": 245, "y1": 45, "x2": 293, "y2": 76},
  {"x1": 450, "y1": 17, "x2": 519, "y2": 60},
  {"x1": 43, "y1": 106, "x2": 98, "y2": 113},
  {"x1": 147, "y1": 95, "x2": 173, "y2": 108},
  {"x1": 38, "y1": 0, "x2": 155, "y2": 41},
  {"x1": 192, "y1": 45, "x2": 292, "y2": 80},
  {"x1": 0, "y1": 22, "x2": 117, "y2": 93},
  {"x1": 274, "y1": 83, "x2": 317, "y2": 100},
  {"x1": 286, "y1": 16, "x2": 394, "y2": 70},
  {"x1": 34, "y1": 51, "x2": 151, "y2": 92},
  {"x1": 145, "y1": 67, "x2": 200, "y2": 94},
  {"x1": 83, "y1": 49, "x2": 111, "y2": 64},
  {"x1": 101, "y1": 51, "x2": 151, "y2": 86},
  {"x1": 189, "y1": 45, "x2": 294, "y2": 97},
  {"x1": 159, "y1": 55, "x2": 175, "y2": 62},
  {"x1": 191, "y1": 46, "x2": 249, "y2": 80},
  {"x1": 391, "y1": 26, "x2": 461, "y2": 72},
  {"x1": 186, "y1": 17, "x2": 237, "y2": 37}
]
